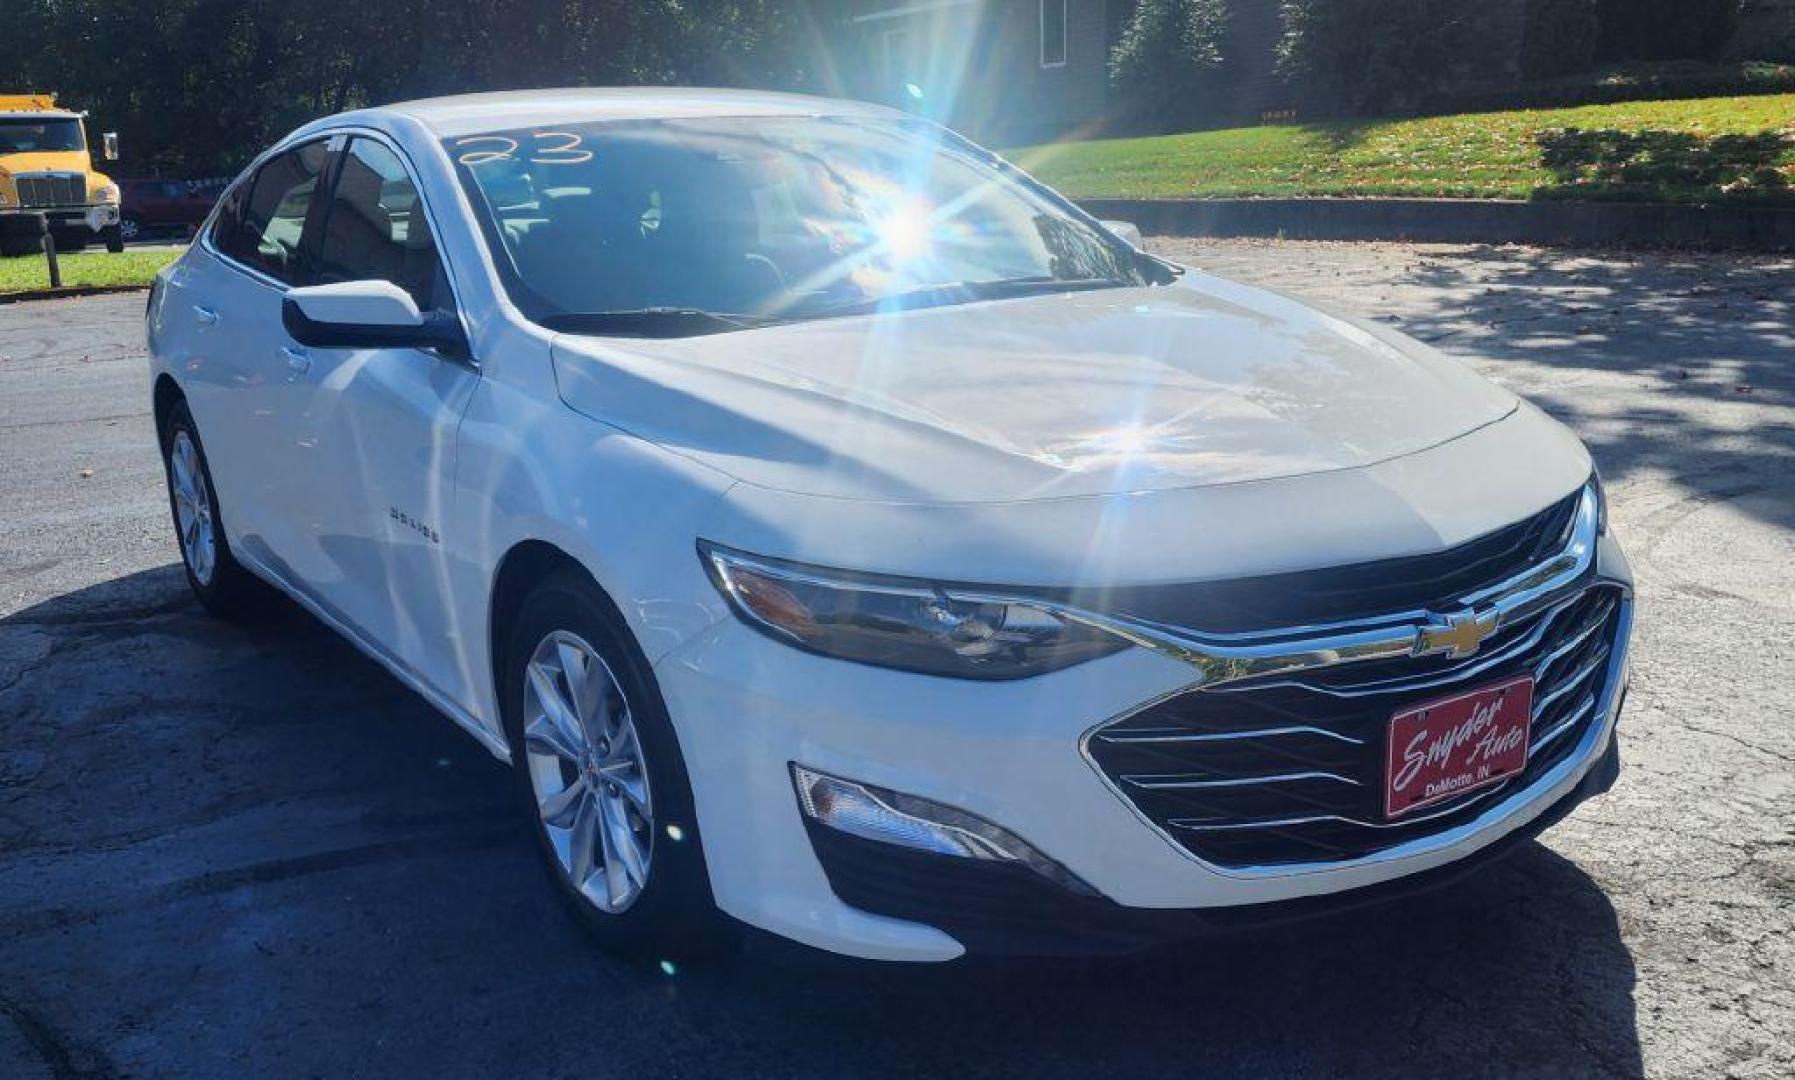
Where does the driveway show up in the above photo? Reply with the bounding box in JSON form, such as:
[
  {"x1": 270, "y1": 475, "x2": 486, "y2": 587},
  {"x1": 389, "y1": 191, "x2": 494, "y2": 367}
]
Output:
[{"x1": 2, "y1": 241, "x2": 1791, "y2": 1078}]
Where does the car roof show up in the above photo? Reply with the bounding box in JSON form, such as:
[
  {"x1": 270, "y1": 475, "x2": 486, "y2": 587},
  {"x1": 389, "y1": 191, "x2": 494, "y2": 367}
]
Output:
[
  {"x1": 0, "y1": 110, "x2": 83, "y2": 122},
  {"x1": 376, "y1": 87, "x2": 904, "y2": 138}
]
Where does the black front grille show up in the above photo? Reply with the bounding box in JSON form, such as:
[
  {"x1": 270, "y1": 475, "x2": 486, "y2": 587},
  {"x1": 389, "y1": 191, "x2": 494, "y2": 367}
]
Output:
[
  {"x1": 16, "y1": 174, "x2": 86, "y2": 208},
  {"x1": 1087, "y1": 584, "x2": 1624, "y2": 868},
  {"x1": 1036, "y1": 489, "x2": 1582, "y2": 635}
]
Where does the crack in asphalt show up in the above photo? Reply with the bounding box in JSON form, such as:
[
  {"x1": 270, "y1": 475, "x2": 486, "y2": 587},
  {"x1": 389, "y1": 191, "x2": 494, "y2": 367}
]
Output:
[
  {"x1": 0, "y1": 991, "x2": 119, "y2": 1080},
  {"x1": 4, "y1": 823, "x2": 523, "y2": 941}
]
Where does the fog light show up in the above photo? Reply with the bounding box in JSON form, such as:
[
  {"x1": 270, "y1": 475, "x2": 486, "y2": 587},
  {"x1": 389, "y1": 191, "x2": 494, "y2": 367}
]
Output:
[{"x1": 791, "y1": 764, "x2": 1096, "y2": 895}]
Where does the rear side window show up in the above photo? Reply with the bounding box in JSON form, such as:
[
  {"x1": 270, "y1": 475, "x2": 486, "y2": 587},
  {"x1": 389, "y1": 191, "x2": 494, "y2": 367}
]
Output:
[
  {"x1": 316, "y1": 138, "x2": 449, "y2": 311},
  {"x1": 220, "y1": 141, "x2": 329, "y2": 285}
]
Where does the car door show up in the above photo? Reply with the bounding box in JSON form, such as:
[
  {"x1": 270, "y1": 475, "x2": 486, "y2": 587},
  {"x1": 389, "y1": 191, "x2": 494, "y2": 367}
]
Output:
[
  {"x1": 274, "y1": 132, "x2": 481, "y2": 705},
  {"x1": 165, "y1": 138, "x2": 334, "y2": 565}
]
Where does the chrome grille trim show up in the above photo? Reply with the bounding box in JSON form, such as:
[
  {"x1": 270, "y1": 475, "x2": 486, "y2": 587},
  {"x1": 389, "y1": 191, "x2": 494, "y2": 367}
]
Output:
[
  {"x1": 1048, "y1": 485, "x2": 1600, "y2": 690},
  {"x1": 1532, "y1": 693, "x2": 1599, "y2": 754},
  {"x1": 1530, "y1": 601, "x2": 1614, "y2": 677},
  {"x1": 14, "y1": 172, "x2": 87, "y2": 209},
  {"x1": 1078, "y1": 484, "x2": 1628, "y2": 880},
  {"x1": 1163, "y1": 670, "x2": 1609, "y2": 836},
  {"x1": 1122, "y1": 770, "x2": 1363, "y2": 791},
  {"x1": 1227, "y1": 588, "x2": 1583, "y2": 700},
  {"x1": 1097, "y1": 723, "x2": 1366, "y2": 747},
  {"x1": 1533, "y1": 646, "x2": 1611, "y2": 715}
]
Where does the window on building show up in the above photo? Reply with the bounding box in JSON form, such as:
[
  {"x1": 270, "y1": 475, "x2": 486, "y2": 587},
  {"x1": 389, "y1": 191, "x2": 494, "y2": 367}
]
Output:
[
  {"x1": 1040, "y1": 0, "x2": 1068, "y2": 68},
  {"x1": 883, "y1": 27, "x2": 911, "y2": 91}
]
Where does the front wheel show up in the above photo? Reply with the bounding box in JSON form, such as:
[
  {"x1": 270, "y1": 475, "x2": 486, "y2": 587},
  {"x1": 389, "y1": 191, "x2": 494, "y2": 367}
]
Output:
[
  {"x1": 107, "y1": 221, "x2": 131, "y2": 250},
  {"x1": 501, "y1": 569, "x2": 730, "y2": 961}
]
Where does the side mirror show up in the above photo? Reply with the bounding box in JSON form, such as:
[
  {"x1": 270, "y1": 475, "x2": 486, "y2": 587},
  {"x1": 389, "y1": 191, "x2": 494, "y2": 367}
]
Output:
[
  {"x1": 282, "y1": 280, "x2": 468, "y2": 357},
  {"x1": 1100, "y1": 219, "x2": 1144, "y2": 248},
  {"x1": 102, "y1": 132, "x2": 119, "y2": 161}
]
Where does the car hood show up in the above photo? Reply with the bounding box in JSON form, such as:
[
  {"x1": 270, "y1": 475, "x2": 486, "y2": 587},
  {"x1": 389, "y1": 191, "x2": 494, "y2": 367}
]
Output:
[{"x1": 549, "y1": 271, "x2": 1518, "y2": 505}]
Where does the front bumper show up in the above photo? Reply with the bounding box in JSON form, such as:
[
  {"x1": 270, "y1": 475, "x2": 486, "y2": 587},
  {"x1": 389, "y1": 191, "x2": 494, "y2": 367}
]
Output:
[
  {"x1": 803, "y1": 728, "x2": 1622, "y2": 956},
  {"x1": 654, "y1": 530, "x2": 1634, "y2": 962},
  {"x1": 0, "y1": 204, "x2": 119, "y2": 235}
]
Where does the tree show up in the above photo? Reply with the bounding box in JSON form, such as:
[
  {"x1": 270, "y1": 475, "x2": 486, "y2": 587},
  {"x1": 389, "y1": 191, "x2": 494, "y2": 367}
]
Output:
[
  {"x1": 1521, "y1": 0, "x2": 1600, "y2": 80},
  {"x1": 1278, "y1": 0, "x2": 1503, "y2": 115},
  {"x1": 4, "y1": 0, "x2": 810, "y2": 176},
  {"x1": 1109, "y1": 0, "x2": 1232, "y2": 128},
  {"x1": 1595, "y1": 0, "x2": 1743, "y2": 63}
]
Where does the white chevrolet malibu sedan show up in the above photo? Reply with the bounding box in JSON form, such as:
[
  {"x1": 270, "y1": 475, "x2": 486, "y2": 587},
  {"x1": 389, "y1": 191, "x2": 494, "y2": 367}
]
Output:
[{"x1": 146, "y1": 89, "x2": 1633, "y2": 961}]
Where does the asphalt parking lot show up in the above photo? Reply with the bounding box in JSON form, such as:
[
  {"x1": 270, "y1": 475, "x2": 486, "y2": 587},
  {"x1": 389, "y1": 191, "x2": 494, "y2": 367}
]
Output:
[{"x1": 2, "y1": 240, "x2": 1791, "y2": 1078}]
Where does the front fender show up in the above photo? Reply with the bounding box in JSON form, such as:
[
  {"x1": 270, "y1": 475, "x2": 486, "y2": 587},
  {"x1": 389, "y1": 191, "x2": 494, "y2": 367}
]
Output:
[{"x1": 448, "y1": 374, "x2": 737, "y2": 737}]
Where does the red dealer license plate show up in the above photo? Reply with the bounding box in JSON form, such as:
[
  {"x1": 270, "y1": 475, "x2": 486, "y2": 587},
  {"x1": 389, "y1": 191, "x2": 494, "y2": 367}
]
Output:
[{"x1": 1385, "y1": 674, "x2": 1534, "y2": 820}]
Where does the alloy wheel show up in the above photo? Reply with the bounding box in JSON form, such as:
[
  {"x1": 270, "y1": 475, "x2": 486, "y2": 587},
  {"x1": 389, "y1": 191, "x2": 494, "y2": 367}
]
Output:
[
  {"x1": 169, "y1": 430, "x2": 216, "y2": 585},
  {"x1": 521, "y1": 630, "x2": 655, "y2": 913}
]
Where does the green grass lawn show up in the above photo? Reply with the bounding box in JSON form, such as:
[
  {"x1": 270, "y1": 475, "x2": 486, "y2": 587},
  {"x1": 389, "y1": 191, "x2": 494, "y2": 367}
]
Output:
[
  {"x1": 0, "y1": 247, "x2": 179, "y2": 296},
  {"x1": 1016, "y1": 94, "x2": 1795, "y2": 203}
]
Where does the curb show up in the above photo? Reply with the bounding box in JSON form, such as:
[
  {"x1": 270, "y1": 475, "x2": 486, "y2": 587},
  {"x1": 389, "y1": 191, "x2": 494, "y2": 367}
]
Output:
[
  {"x1": 1078, "y1": 197, "x2": 1795, "y2": 251},
  {"x1": 0, "y1": 285, "x2": 150, "y2": 306}
]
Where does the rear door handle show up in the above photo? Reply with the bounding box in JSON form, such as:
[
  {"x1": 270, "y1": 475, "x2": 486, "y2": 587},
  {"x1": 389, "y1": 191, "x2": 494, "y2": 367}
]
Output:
[
  {"x1": 281, "y1": 346, "x2": 312, "y2": 379},
  {"x1": 192, "y1": 304, "x2": 219, "y2": 326}
]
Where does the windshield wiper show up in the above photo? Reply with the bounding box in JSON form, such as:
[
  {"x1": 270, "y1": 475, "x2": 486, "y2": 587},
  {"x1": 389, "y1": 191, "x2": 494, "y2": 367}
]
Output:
[
  {"x1": 790, "y1": 276, "x2": 1128, "y2": 321},
  {"x1": 539, "y1": 308, "x2": 780, "y2": 338}
]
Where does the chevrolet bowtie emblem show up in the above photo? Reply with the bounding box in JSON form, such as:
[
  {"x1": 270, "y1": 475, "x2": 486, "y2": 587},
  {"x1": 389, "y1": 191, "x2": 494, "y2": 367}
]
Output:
[{"x1": 1414, "y1": 609, "x2": 1499, "y2": 660}]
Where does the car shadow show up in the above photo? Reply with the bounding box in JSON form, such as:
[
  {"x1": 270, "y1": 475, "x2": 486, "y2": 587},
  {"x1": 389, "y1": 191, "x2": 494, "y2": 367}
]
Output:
[{"x1": 0, "y1": 566, "x2": 1642, "y2": 1077}]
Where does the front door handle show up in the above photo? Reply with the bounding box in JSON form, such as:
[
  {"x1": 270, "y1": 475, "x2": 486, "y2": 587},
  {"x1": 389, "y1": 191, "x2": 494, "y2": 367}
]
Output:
[
  {"x1": 281, "y1": 346, "x2": 312, "y2": 379},
  {"x1": 192, "y1": 304, "x2": 220, "y2": 326}
]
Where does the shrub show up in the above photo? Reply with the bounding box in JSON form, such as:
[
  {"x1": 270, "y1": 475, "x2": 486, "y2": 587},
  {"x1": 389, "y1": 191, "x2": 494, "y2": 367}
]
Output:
[
  {"x1": 1109, "y1": 0, "x2": 1232, "y2": 125},
  {"x1": 1439, "y1": 59, "x2": 1795, "y2": 114},
  {"x1": 1277, "y1": 0, "x2": 1503, "y2": 115},
  {"x1": 1596, "y1": 0, "x2": 1743, "y2": 63},
  {"x1": 1522, "y1": 0, "x2": 1601, "y2": 79}
]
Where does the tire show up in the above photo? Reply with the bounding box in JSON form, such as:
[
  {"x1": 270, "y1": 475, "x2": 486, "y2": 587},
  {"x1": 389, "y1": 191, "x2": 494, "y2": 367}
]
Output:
[
  {"x1": 118, "y1": 215, "x2": 142, "y2": 243},
  {"x1": 160, "y1": 399, "x2": 262, "y2": 618},
  {"x1": 103, "y1": 223, "x2": 125, "y2": 253},
  {"x1": 500, "y1": 568, "x2": 730, "y2": 961}
]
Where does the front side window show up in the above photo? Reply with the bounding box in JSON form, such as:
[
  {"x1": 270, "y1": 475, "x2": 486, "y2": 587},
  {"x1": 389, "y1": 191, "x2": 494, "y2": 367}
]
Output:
[
  {"x1": 0, "y1": 119, "x2": 83, "y2": 153},
  {"x1": 316, "y1": 138, "x2": 448, "y2": 311},
  {"x1": 445, "y1": 115, "x2": 1149, "y2": 334},
  {"x1": 223, "y1": 141, "x2": 330, "y2": 285}
]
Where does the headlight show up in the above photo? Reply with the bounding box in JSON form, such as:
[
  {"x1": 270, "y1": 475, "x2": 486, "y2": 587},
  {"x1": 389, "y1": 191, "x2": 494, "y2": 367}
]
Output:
[
  {"x1": 700, "y1": 544, "x2": 1128, "y2": 679},
  {"x1": 95, "y1": 183, "x2": 120, "y2": 204}
]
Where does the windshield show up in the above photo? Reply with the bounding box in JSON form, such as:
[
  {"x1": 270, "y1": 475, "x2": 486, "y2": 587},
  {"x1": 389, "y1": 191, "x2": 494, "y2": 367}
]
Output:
[
  {"x1": 0, "y1": 118, "x2": 84, "y2": 154},
  {"x1": 444, "y1": 115, "x2": 1152, "y2": 331}
]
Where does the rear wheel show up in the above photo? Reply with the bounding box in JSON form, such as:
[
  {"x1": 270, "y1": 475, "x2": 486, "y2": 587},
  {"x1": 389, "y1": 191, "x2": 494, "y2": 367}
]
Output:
[
  {"x1": 160, "y1": 400, "x2": 260, "y2": 617},
  {"x1": 501, "y1": 569, "x2": 730, "y2": 960},
  {"x1": 118, "y1": 215, "x2": 142, "y2": 243}
]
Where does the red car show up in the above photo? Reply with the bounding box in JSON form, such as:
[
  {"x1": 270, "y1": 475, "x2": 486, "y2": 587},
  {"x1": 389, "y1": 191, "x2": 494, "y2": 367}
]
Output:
[{"x1": 119, "y1": 178, "x2": 221, "y2": 242}]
